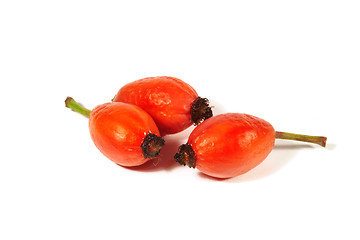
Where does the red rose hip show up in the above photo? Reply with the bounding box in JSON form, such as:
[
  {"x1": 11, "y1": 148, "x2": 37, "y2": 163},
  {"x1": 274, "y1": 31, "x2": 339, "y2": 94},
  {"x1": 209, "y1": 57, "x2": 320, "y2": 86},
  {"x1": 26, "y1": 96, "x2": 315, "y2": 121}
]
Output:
[
  {"x1": 65, "y1": 97, "x2": 165, "y2": 167},
  {"x1": 113, "y1": 76, "x2": 213, "y2": 135},
  {"x1": 175, "y1": 113, "x2": 327, "y2": 179}
]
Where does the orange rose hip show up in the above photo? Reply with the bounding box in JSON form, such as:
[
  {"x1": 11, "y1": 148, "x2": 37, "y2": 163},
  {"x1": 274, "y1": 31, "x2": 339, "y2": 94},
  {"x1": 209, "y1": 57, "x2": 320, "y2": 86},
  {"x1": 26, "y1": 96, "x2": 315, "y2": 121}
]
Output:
[
  {"x1": 175, "y1": 113, "x2": 327, "y2": 179},
  {"x1": 113, "y1": 76, "x2": 213, "y2": 135},
  {"x1": 65, "y1": 97, "x2": 164, "y2": 167}
]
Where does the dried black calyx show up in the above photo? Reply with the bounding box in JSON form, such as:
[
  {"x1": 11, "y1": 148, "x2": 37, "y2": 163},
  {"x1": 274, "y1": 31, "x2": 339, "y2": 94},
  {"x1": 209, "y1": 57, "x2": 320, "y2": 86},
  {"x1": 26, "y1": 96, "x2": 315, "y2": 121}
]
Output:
[
  {"x1": 174, "y1": 143, "x2": 196, "y2": 168},
  {"x1": 141, "y1": 133, "x2": 165, "y2": 159},
  {"x1": 190, "y1": 97, "x2": 213, "y2": 125}
]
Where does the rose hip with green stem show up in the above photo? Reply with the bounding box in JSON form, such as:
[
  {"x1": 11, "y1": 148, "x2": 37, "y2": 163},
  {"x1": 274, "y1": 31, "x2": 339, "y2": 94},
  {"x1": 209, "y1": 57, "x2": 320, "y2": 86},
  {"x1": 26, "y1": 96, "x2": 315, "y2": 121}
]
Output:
[
  {"x1": 174, "y1": 113, "x2": 327, "y2": 179},
  {"x1": 65, "y1": 97, "x2": 165, "y2": 167}
]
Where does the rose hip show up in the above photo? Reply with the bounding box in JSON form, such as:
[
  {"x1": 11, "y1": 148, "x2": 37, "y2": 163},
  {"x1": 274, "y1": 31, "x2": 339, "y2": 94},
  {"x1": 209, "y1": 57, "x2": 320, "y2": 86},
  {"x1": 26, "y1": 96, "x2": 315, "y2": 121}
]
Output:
[
  {"x1": 174, "y1": 113, "x2": 327, "y2": 179},
  {"x1": 112, "y1": 76, "x2": 213, "y2": 135},
  {"x1": 65, "y1": 97, "x2": 165, "y2": 167}
]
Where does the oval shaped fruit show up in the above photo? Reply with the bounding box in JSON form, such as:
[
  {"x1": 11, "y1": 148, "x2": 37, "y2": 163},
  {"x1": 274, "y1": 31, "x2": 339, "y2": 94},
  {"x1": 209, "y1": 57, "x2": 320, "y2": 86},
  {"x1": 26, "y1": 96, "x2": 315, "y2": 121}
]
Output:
[
  {"x1": 174, "y1": 113, "x2": 276, "y2": 178},
  {"x1": 88, "y1": 102, "x2": 165, "y2": 167},
  {"x1": 113, "y1": 76, "x2": 213, "y2": 135}
]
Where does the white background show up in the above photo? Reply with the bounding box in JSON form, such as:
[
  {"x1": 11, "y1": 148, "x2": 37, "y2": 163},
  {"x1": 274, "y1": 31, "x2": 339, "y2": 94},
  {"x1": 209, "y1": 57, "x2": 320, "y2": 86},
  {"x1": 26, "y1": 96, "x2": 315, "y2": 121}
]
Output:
[{"x1": 1, "y1": 1, "x2": 359, "y2": 239}]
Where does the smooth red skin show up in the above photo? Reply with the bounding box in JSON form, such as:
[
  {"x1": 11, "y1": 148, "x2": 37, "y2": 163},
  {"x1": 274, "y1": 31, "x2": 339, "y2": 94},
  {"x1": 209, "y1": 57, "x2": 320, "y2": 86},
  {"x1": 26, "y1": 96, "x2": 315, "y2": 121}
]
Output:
[
  {"x1": 113, "y1": 76, "x2": 198, "y2": 136},
  {"x1": 188, "y1": 113, "x2": 276, "y2": 179},
  {"x1": 89, "y1": 102, "x2": 160, "y2": 167}
]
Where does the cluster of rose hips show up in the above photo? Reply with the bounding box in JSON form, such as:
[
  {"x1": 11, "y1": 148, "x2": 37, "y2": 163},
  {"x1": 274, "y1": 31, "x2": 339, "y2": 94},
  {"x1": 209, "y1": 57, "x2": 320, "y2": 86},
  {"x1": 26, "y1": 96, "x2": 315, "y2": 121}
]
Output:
[{"x1": 66, "y1": 76, "x2": 326, "y2": 179}]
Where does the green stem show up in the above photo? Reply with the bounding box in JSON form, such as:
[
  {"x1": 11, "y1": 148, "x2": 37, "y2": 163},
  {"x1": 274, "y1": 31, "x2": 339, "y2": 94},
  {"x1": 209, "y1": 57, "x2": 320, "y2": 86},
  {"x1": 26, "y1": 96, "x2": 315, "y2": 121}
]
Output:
[
  {"x1": 65, "y1": 97, "x2": 91, "y2": 117},
  {"x1": 275, "y1": 131, "x2": 327, "y2": 147}
]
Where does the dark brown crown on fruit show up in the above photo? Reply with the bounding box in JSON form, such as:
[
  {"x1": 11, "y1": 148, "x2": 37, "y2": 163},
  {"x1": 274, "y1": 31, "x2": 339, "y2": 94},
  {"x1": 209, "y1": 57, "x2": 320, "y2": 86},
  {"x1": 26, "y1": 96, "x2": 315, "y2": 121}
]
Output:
[
  {"x1": 141, "y1": 133, "x2": 165, "y2": 159},
  {"x1": 174, "y1": 143, "x2": 196, "y2": 168},
  {"x1": 190, "y1": 97, "x2": 213, "y2": 125}
]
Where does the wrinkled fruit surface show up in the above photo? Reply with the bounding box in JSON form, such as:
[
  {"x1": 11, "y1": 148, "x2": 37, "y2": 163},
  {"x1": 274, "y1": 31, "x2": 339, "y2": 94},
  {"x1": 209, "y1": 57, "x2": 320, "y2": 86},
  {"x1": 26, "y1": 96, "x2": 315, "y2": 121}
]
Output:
[
  {"x1": 113, "y1": 76, "x2": 200, "y2": 135},
  {"x1": 89, "y1": 102, "x2": 163, "y2": 167},
  {"x1": 185, "y1": 113, "x2": 276, "y2": 178}
]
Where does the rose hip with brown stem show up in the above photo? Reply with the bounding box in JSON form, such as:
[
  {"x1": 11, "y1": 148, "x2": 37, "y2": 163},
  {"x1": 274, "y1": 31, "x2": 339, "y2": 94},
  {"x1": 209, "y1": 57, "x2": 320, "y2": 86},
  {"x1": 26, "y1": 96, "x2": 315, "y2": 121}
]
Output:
[{"x1": 174, "y1": 113, "x2": 327, "y2": 179}]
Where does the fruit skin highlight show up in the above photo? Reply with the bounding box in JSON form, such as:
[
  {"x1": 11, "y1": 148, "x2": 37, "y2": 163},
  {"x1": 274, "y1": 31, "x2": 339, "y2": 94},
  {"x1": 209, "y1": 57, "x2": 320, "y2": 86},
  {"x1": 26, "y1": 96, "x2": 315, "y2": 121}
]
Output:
[
  {"x1": 175, "y1": 113, "x2": 275, "y2": 178},
  {"x1": 66, "y1": 97, "x2": 164, "y2": 167},
  {"x1": 113, "y1": 76, "x2": 213, "y2": 136},
  {"x1": 175, "y1": 113, "x2": 327, "y2": 179}
]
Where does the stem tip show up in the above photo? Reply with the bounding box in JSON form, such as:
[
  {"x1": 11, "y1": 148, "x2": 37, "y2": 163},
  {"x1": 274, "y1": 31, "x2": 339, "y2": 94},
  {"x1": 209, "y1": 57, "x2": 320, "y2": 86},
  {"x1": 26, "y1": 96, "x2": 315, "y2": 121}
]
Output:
[
  {"x1": 65, "y1": 96, "x2": 91, "y2": 117},
  {"x1": 275, "y1": 131, "x2": 327, "y2": 147}
]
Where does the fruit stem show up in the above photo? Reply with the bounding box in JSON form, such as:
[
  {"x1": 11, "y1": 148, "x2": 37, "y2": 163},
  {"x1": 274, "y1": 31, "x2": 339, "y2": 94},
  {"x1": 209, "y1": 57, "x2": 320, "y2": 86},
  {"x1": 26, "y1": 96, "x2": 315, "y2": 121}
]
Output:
[
  {"x1": 275, "y1": 131, "x2": 327, "y2": 147},
  {"x1": 65, "y1": 97, "x2": 91, "y2": 117}
]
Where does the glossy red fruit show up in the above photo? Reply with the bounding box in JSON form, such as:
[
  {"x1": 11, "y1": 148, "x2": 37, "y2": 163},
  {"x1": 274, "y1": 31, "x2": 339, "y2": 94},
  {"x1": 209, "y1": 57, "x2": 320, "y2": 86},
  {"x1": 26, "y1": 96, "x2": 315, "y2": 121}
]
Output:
[
  {"x1": 174, "y1": 113, "x2": 276, "y2": 178},
  {"x1": 112, "y1": 76, "x2": 213, "y2": 136},
  {"x1": 66, "y1": 97, "x2": 165, "y2": 167},
  {"x1": 90, "y1": 102, "x2": 165, "y2": 167}
]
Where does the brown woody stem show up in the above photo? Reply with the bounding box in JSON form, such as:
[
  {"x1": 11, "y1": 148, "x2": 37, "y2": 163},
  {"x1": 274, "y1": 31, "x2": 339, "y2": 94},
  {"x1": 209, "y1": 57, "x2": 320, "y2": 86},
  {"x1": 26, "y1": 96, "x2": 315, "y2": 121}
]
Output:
[{"x1": 275, "y1": 131, "x2": 327, "y2": 147}]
